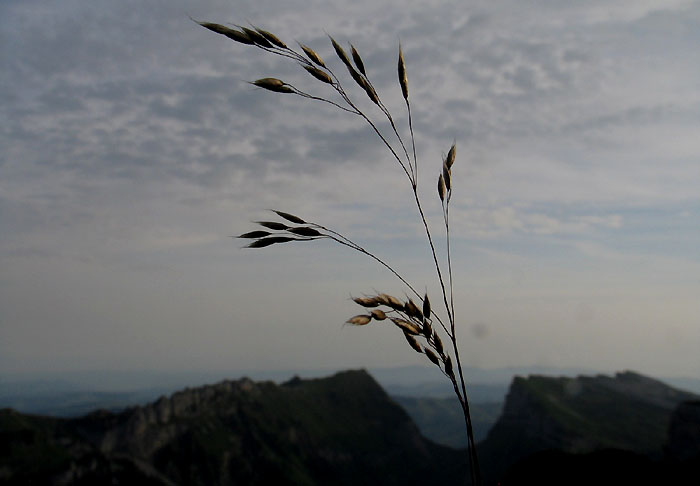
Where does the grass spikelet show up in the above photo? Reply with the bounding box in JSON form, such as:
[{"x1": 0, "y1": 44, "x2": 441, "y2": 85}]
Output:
[
  {"x1": 444, "y1": 355, "x2": 454, "y2": 377},
  {"x1": 404, "y1": 332, "x2": 423, "y2": 353},
  {"x1": 442, "y1": 161, "x2": 452, "y2": 192},
  {"x1": 433, "y1": 333, "x2": 444, "y2": 355},
  {"x1": 391, "y1": 318, "x2": 421, "y2": 336},
  {"x1": 254, "y1": 27, "x2": 287, "y2": 48},
  {"x1": 239, "y1": 230, "x2": 272, "y2": 239},
  {"x1": 353, "y1": 296, "x2": 381, "y2": 307},
  {"x1": 370, "y1": 309, "x2": 387, "y2": 321},
  {"x1": 424, "y1": 348, "x2": 440, "y2": 366},
  {"x1": 299, "y1": 43, "x2": 326, "y2": 67},
  {"x1": 252, "y1": 78, "x2": 294, "y2": 93},
  {"x1": 246, "y1": 236, "x2": 296, "y2": 248},
  {"x1": 272, "y1": 210, "x2": 305, "y2": 224},
  {"x1": 241, "y1": 27, "x2": 273, "y2": 48},
  {"x1": 346, "y1": 315, "x2": 372, "y2": 326},
  {"x1": 197, "y1": 22, "x2": 255, "y2": 45},
  {"x1": 288, "y1": 227, "x2": 323, "y2": 237},
  {"x1": 350, "y1": 44, "x2": 366, "y2": 75},
  {"x1": 378, "y1": 293, "x2": 404, "y2": 309},
  {"x1": 422, "y1": 321, "x2": 433, "y2": 339},
  {"x1": 422, "y1": 293, "x2": 431, "y2": 320},
  {"x1": 329, "y1": 36, "x2": 352, "y2": 68},
  {"x1": 256, "y1": 221, "x2": 289, "y2": 231},
  {"x1": 303, "y1": 65, "x2": 333, "y2": 84},
  {"x1": 446, "y1": 142, "x2": 456, "y2": 168},
  {"x1": 404, "y1": 299, "x2": 423, "y2": 321},
  {"x1": 438, "y1": 173, "x2": 446, "y2": 202},
  {"x1": 398, "y1": 44, "x2": 408, "y2": 100}
]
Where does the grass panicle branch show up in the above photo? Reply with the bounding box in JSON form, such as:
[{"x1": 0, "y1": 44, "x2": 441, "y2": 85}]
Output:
[{"x1": 200, "y1": 20, "x2": 482, "y2": 485}]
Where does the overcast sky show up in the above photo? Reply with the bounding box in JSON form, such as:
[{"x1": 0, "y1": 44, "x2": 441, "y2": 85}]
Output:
[{"x1": 1, "y1": 0, "x2": 699, "y2": 380}]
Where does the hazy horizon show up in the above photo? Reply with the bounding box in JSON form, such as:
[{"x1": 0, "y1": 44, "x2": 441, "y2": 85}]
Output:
[{"x1": 1, "y1": 1, "x2": 699, "y2": 379}]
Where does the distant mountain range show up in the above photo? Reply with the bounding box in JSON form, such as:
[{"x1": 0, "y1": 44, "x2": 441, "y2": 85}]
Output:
[
  {"x1": 1, "y1": 369, "x2": 698, "y2": 485},
  {"x1": 0, "y1": 370, "x2": 466, "y2": 485}
]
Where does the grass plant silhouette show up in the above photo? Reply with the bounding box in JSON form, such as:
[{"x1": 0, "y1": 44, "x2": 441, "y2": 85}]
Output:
[{"x1": 198, "y1": 20, "x2": 482, "y2": 485}]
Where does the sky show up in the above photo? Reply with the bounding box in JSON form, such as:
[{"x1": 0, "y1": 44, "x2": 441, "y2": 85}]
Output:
[{"x1": 1, "y1": 0, "x2": 699, "y2": 381}]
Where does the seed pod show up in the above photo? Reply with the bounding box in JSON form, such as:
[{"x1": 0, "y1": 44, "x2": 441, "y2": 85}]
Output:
[
  {"x1": 446, "y1": 142, "x2": 456, "y2": 168},
  {"x1": 303, "y1": 65, "x2": 333, "y2": 84},
  {"x1": 404, "y1": 332, "x2": 423, "y2": 353},
  {"x1": 254, "y1": 27, "x2": 287, "y2": 48},
  {"x1": 350, "y1": 44, "x2": 366, "y2": 76},
  {"x1": 391, "y1": 318, "x2": 421, "y2": 336},
  {"x1": 272, "y1": 210, "x2": 305, "y2": 224},
  {"x1": 422, "y1": 294, "x2": 431, "y2": 321},
  {"x1": 425, "y1": 348, "x2": 440, "y2": 366},
  {"x1": 346, "y1": 315, "x2": 372, "y2": 326},
  {"x1": 246, "y1": 236, "x2": 296, "y2": 248},
  {"x1": 438, "y1": 174, "x2": 446, "y2": 202},
  {"x1": 370, "y1": 309, "x2": 387, "y2": 321},
  {"x1": 256, "y1": 221, "x2": 289, "y2": 231},
  {"x1": 241, "y1": 27, "x2": 273, "y2": 48},
  {"x1": 299, "y1": 43, "x2": 325, "y2": 67},
  {"x1": 398, "y1": 44, "x2": 408, "y2": 100},
  {"x1": 238, "y1": 230, "x2": 272, "y2": 239},
  {"x1": 252, "y1": 78, "x2": 294, "y2": 93},
  {"x1": 353, "y1": 296, "x2": 381, "y2": 307},
  {"x1": 288, "y1": 227, "x2": 323, "y2": 237}
]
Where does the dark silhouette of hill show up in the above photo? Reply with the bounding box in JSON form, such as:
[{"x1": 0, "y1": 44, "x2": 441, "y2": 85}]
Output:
[
  {"x1": 478, "y1": 371, "x2": 699, "y2": 484},
  {"x1": 0, "y1": 370, "x2": 467, "y2": 485}
]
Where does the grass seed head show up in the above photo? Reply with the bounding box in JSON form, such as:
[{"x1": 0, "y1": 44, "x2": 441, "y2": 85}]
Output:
[
  {"x1": 239, "y1": 230, "x2": 272, "y2": 239},
  {"x1": 404, "y1": 332, "x2": 423, "y2": 353},
  {"x1": 444, "y1": 355, "x2": 454, "y2": 377},
  {"x1": 272, "y1": 210, "x2": 306, "y2": 224},
  {"x1": 350, "y1": 44, "x2": 366, "y2": 75},
  {"x1": 391, "y1": 318, "x2": 421, "y2": 336},
  {"x1": 330, "y1": 36, "x2": 352, "y2": 68},
  {"x1": 246, "y1": 236, "x2": 296, "y2": 248},
  {"x1": 425, "y1": 348, "x2": 441, "y2": 366},
  {"x1": 433, "y1": 333, "x2": 444, "y2": 355},
  {"x1": 299, "y1": 43, "x2": 326, "y2": 67},
  {"x1": 378, "y1": 293, "x2": 404, "y2": 309},
  {"x1": 256, "y1": 221, "x2": 289, "y2": 231},
  {"x1": 254, "y1": 27, "x2": 287, "y2": 48},
  {"x1": 404, "y1": 299, "x2": 423, "y2": 321},
  {"x1": 303, "y1": 65, "x2": 333, "y2": 84},
  {"x1": 288, "y1": 227, "x2": 323, "y2": 237},
  {"x1": 252, "y1": 78, "x2": 294, "y2": 93},
  {"x1": 241, "y1": 27, "x2": 273, "y2": 48},
  {"x1": 353, "y1": 296, "x2": 381, "y2": 307},
  {"x1": 198, "y1": 22, "x2": 255, "y2": 45},
  {"x1": 370, "y1": 309, "x2": 387, "y2": 321},
  {"x1": 346, "y1": 315, "x2": 372, "y2": 326},
  {"x1": 446, "y1": 142, "x2": 456, "y2": 168},
  {"x1": 443, "y1": 162, "x2": 452, "y2": 192},
  {"x1": 398, "y1": 44, "x2": 408, "y2": 100}
]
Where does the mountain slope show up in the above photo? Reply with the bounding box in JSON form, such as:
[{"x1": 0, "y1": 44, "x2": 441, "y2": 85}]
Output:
[
  {"x1": 0, "y1": 370, "x2": 467, "y2": 485},
  {"x1": 478, "y1": 370, "x2": 698, "y2": 482}
]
